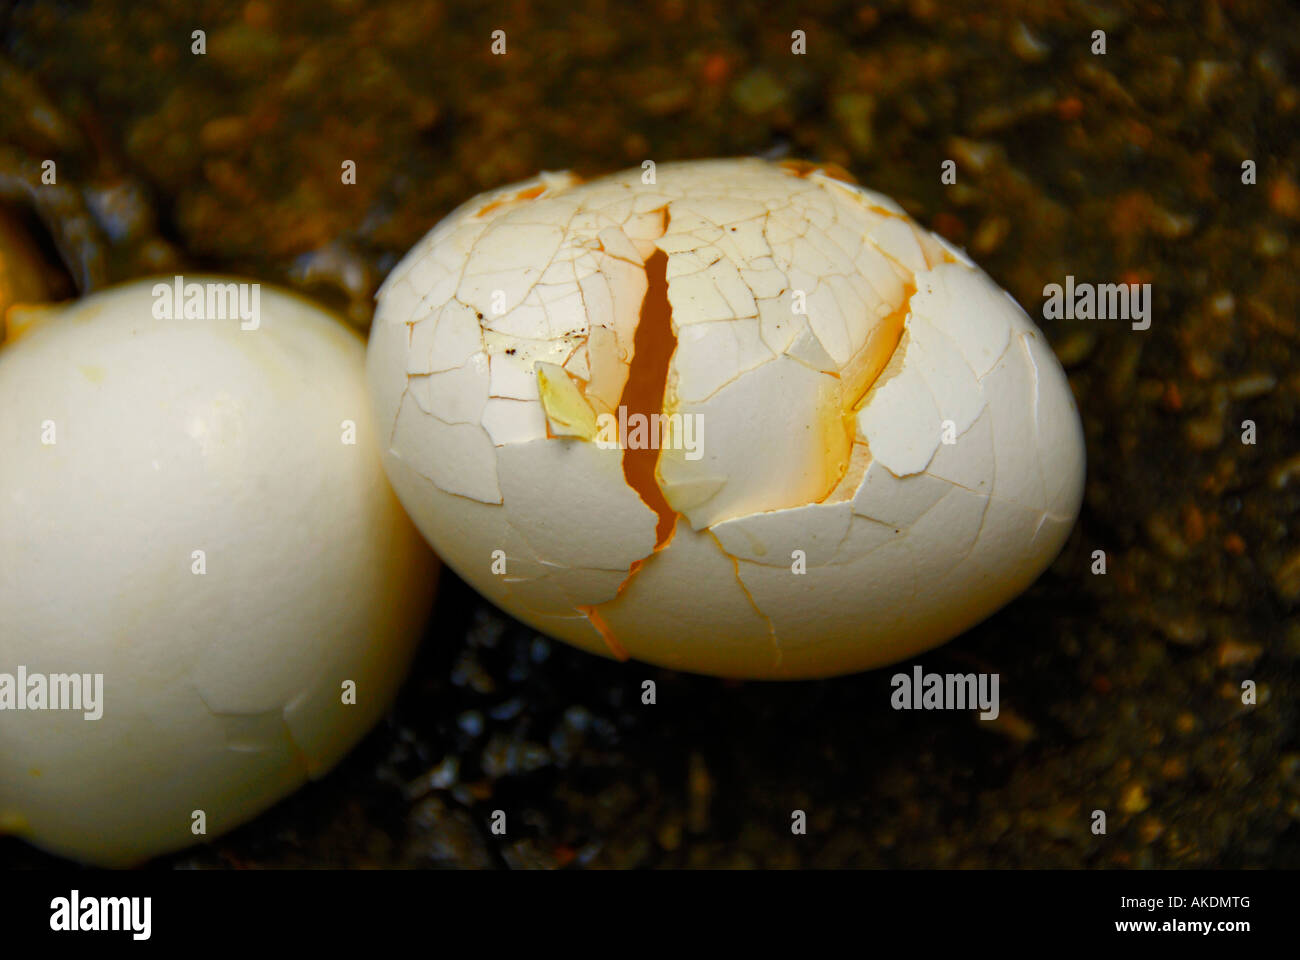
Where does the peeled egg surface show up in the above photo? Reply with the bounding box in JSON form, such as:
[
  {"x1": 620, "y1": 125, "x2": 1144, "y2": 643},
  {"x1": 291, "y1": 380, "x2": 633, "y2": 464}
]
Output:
[
  {"x1": 0, "y1": 278, "x2": 437, "y2": 865},
  {"x1": 367, "y1": 158, "x2": 1084, "y2": 680}
]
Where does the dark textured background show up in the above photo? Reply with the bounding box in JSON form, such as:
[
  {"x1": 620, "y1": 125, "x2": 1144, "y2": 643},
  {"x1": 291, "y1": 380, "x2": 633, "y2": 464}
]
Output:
[{"x1": 1, "y1": 0, "x2": 1297, "y2": 868}]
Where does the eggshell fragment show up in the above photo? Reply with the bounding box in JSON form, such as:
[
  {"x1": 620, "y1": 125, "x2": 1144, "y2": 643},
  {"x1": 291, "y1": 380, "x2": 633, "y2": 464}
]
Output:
[
  {"x1": 367, "y1": 158, "x2": 1085, "y2": 679},
  {"x1": 0, "y1": 278, "x2": 437, "y2": 864}
]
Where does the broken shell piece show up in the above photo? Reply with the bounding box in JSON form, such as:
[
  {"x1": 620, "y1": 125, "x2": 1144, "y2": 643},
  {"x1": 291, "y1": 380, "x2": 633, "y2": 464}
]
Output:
[
  {"x1": 367, "y1": 158, "x2": 1085, "y2": 679},
  {"x1": 0, "y1": 278, "x2": 438, "y2": 864}
]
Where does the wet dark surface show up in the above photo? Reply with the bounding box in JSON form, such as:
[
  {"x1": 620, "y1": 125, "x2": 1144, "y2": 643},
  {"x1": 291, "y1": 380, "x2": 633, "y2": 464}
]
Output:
[{"x1": 1, "y1": 0, "x2": 1298, "y2": 867}]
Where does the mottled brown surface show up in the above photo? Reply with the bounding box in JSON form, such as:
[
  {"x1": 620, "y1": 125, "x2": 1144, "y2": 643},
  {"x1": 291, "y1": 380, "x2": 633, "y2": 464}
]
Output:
[{"x1": 1, "y1": 0, "x2": 1297, "y2": 868}]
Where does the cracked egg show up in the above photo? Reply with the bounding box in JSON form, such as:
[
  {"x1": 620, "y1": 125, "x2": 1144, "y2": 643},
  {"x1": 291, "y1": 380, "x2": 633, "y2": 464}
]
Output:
[
  {"x1": 368, "y1": 158, "x2": 1085, "y2": 679},
  {"x1": 0, "y1": 278, "x2": 437, "y2": 865}
]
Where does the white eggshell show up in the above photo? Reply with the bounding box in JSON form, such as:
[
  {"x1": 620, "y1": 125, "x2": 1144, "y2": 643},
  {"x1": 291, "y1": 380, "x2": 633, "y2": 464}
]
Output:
[
  {"x1": 0, "y1": 278, "x2": 437, "y2": 864},
  {"x1": 367, "y1": 158, "x2": 1085, "y2": 680}
]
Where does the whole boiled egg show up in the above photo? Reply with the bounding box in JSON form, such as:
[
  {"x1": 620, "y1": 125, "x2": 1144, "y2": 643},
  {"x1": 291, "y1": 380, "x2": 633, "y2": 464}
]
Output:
[
  {"x1": 367, "y1": 158, "x2": 1084, "y2": 680},
  {"x1": 0, "y1": 277, "x2": 437, "y2": 865}
]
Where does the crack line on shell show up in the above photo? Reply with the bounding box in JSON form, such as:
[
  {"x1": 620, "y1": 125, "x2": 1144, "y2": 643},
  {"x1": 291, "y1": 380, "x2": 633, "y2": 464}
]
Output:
[
  {"x1": 1019, "y1": 330, "x2": 1051, "y2": 513},
  {"x1": 408, "y1": 467, "x2": 503, "y2": 506},
  {"x1": 388, "y1": 379, "x2": 411, "y2": 450},
  {"x1": 576, "y1": 603, "x2": 629, "y2": 661},
  {"x1": 705, "y1": 529, "x2": 784, "y2": 671},
  {"x1": 193, "y1": 688, "x2": 315, "y2": 776}
]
